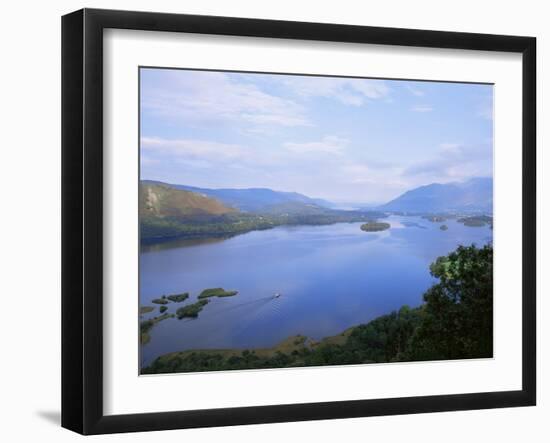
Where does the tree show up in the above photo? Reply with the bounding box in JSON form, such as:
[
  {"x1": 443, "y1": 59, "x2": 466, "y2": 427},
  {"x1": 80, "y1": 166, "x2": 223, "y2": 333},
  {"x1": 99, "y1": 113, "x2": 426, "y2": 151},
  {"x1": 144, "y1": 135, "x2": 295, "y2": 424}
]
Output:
[{"x1": 405, "y1": 244, "x2": 493, "y2": 361}]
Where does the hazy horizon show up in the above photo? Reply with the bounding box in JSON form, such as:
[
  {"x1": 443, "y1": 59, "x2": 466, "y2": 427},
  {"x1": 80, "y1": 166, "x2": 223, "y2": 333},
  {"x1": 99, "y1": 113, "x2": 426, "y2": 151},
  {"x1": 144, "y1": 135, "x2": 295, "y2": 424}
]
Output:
[{"x1": 140, "y1": 68, "x2": 493, "y2": 204}]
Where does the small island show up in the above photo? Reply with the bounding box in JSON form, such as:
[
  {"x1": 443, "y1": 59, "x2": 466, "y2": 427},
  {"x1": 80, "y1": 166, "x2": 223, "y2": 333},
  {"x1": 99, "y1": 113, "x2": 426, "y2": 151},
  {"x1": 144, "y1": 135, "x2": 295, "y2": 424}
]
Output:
[
  {"x1": 440, "y1": 224, "x2": 448, "y2": 231},
  {"x1": 176, "y1": 299, "x2": 210, "y2": 319},
  {"x1": 151, "y1": 297, "x2": 169, "y2": 305},
  {"x1": 167, "y1": 292, "x2": 189, "y2": 303},
  {"x1": 198, "y1": 287, "x2": 239, "y2": 299},
  {"x1": 360, "y1": 221, "x2": 390, "y2": 232},
  {"x1": 139, "y1": 306, "x2": 155, "y2": 315},
  {"x1": 457, "y1": 215, "x2": 492, "y2": 227}
]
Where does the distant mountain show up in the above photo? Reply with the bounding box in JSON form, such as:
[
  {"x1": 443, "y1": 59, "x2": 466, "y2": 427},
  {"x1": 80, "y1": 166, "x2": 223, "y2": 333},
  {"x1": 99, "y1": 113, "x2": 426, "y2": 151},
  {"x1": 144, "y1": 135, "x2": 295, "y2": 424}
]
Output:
[
  {"x1": 139, "y1": 181, "x2": 380, "y2": 241},
  {"x1": 260, "y1": 201, "x2": 330, "y2": 216},
  {"x1": 379, "y1": 177, "x2": 493, "y2": 214},
  {"x1": 140, "y1": 182, "x2": 236, "y2": 218},
  {"x1": 142, "y1": 180, "x2": 333, "y2": 213}
]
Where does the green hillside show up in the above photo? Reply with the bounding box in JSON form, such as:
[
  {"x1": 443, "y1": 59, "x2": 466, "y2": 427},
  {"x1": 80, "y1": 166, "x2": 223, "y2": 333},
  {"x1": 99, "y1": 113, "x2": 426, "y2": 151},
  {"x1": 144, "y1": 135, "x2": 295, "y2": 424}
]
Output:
[{"x1": 140, "y1": 183, "x2": 236, "y2": 218}]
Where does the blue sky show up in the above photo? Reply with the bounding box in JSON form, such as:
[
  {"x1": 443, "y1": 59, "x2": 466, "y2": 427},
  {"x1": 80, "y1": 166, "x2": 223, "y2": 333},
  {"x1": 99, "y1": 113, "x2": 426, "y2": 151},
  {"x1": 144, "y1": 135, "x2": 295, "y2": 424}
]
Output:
[{"x1": 140, "y1": 68, "x2": 493, "y2": 204}]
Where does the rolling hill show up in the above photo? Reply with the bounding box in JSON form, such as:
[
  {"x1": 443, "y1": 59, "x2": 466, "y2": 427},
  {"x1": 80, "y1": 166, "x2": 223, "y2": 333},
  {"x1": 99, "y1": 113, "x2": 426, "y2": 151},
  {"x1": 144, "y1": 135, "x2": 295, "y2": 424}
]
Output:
[
  {"x1": 379, "y1": 177, "x2": 493, "y2": 214},
  {"x1": 142, "y1": 180, "x2": 333, "y2": 213},
  {"x1": 140, "y1": 182, "x2": 236, "y2": 218}
]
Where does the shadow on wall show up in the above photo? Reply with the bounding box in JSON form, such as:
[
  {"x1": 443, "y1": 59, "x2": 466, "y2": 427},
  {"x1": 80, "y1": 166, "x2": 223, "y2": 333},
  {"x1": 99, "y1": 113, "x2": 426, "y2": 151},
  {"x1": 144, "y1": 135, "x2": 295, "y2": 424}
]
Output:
[{"x1": 36, "y1": 410, "x2": 60, "y2": 426}]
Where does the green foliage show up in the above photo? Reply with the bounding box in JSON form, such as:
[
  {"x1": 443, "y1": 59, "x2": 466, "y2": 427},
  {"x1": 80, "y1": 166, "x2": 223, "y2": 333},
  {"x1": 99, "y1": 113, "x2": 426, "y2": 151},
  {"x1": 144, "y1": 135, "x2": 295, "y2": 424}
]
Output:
[
  {"x1": 198, "y1": 288, "x2": 238, "y2": 299},
  {"x1": 151, "y1": 298, "x2": 168, "y2": 305},
  {"x1": 346, "y1": 305, "x2": 425, "y2": 363},
  {"x1": 140, "y1": 211, "x2": 386, "y2": 241},
  {"x1": 404, "y1": 244, "x2": 493, "y2": 360},
  {"x1": 176, "y1": 300, "x2": 210, "y2": 319},
  {"x1": 140, "y1": 320, "x2": 153, "y2": 335},
  {"x1": 360, "y1": 222, "x2": 391, "y2": 232},
  {"x1": 140, "y1": 313, "x2": 172, "y2": 345},
  {"x1": 457, "y1": 215, "x2": 493, "y2": 227},
  {"x1": 143, "y1": 244, "x2": 493, "y2": 373},
  {"x1": 167, "y1": 293, "x2": 189, "y2": 303},
  {"x1": 159, "y1": 305, "x2": 168, "y2": 314},
  {"x1": 139, "y1": 306, "x2": 154, "y2": 314}
]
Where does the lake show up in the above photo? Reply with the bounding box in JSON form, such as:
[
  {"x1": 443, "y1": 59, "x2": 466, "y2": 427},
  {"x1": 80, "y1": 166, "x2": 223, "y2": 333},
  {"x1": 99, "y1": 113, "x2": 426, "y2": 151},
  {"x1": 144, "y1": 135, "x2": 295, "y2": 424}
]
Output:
[{"x1": 139, "y1": 215, "x2": 492, "y2": 368}]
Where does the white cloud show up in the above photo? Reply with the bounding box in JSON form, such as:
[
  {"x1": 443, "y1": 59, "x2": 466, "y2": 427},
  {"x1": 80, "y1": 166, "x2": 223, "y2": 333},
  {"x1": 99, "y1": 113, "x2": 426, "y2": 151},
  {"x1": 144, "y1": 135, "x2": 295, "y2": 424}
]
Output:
[
  {"x1": 351, "y1": 80, "x2": 390, "y2": 99},
  {"x1": 141, "y1": 136, "x2": 285, "y2": 170},
  {"x1": 339, "y1": 164, "x2": 371, "y2": 183},
  {"x1": 339, "y1": 162, "x2": 406, "y2": 188},
  {"x1": 282, "y1": 77, "x2": 390, "y2": 106},
  {"x1": 406, "y1": 85, "x2": 425, "y2": 97},
  {"x1": 439, "y1": 142, "x2": 462, "y2": 155},
  {"x1": 141, "y1": 137, "x2": 247, "y2": 160},
  {"x1": 402, "y1": 142, "x2": 492, "y2": 183},
  {"x1": 242, "y1": 113, "x2": 309, "y2": 127},
  {"x1": 142, "y1": 71, "x2": 311, "y2": 128},
  {"x1": 283, "y1": 136, "x2": 349, "y2": 154},
  {"x1": 411, "y1": 105, "x2": 433, "y2": 113},
  {"x1": 140, "y1": 155, "x2": 160, "y2": 166}
]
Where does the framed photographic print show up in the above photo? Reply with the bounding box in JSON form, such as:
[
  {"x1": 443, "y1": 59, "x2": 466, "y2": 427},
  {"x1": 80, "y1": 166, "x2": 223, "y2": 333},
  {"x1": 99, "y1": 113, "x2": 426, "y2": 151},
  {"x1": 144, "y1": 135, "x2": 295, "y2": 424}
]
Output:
[{"x1": 62, "y1": 8, "x2": 536, "y2": 435}]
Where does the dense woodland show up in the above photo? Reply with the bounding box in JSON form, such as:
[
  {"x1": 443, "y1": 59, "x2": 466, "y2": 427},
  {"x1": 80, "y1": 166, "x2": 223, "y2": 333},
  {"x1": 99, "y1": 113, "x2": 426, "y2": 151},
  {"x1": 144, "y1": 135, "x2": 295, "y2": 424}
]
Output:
[{"x1": 143, "y1": 244, "x2": 493, "y2": 373}]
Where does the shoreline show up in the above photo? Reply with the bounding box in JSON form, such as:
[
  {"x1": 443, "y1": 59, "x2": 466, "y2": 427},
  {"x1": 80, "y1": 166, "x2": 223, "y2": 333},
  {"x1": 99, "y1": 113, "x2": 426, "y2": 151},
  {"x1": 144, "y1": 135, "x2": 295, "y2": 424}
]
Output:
[
  {"x1": 140, "y1": 322, "x2": 363, "y2": 372},
  {"x1": 140, "y1": 219, "x2": 368, "y2": 244},
  {"x1": 140, "y1": 213, "x2": 493, "y2": 245}
]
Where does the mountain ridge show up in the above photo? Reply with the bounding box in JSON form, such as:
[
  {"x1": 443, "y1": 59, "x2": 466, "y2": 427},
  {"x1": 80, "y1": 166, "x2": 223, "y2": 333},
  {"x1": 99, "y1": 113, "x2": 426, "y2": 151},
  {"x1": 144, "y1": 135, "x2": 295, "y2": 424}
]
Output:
[
  {"x1": 141, "y1": 180, "x2": 333, "y2": 213},
  {"x1": 140, "y1": 177, "x2": 494, "y2": 217},
  {"x1": 379, "y1": 177, "x2": 493, "y2": 213}
]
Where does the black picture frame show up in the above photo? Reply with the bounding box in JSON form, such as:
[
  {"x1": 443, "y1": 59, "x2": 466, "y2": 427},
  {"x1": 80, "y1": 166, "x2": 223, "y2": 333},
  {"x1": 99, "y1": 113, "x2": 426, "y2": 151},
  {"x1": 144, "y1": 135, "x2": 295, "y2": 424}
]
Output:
[{"x1": 62, "y1": 8, "x2": 536, "y2": 435}]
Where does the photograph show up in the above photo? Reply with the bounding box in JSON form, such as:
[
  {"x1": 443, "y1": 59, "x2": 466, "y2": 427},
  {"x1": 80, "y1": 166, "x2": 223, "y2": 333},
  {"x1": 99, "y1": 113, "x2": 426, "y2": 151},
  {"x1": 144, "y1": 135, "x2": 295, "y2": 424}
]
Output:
[{"x1": 138, "y1": 68, "x2": 494, "y2": 375}]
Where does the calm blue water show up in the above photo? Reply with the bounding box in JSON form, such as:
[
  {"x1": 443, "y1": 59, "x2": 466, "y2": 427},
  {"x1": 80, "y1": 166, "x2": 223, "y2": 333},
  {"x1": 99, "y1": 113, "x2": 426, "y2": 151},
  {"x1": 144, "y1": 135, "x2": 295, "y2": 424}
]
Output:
[{"x1": 139, "y1": 215, "x2": 492, "y2": 367}]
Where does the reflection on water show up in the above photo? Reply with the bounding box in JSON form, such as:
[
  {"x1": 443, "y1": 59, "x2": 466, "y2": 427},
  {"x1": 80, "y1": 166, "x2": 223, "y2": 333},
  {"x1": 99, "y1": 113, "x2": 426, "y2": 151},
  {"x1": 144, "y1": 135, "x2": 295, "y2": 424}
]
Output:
[
  {"x1": 141, "y1": 235, "x2": 229, "y2": 253},
  {"x1": 139, "y1": 215, "x2": 492, "y2": 367},
  {"x1": 401, "y1": 221, "x2": 428, "y2": 229}
]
